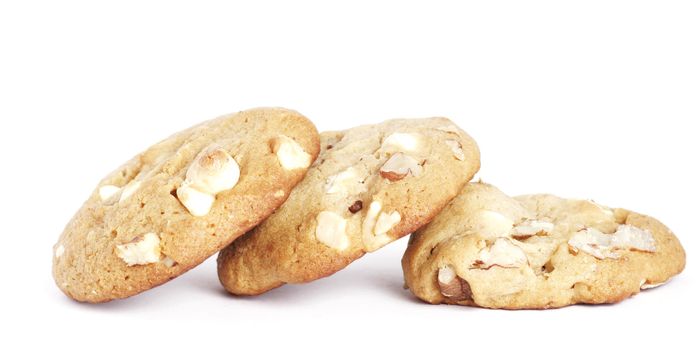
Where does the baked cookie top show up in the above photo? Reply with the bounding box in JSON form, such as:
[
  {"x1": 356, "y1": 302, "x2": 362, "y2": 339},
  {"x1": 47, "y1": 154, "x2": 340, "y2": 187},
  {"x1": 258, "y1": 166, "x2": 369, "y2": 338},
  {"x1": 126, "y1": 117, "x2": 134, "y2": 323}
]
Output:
[
  {"x1": 402, "y1": 182, "x2": 686, "y2": 309},
  {"x1": 217, "y1": 117, "x2": 480, "y2": 295},
  {"x1": 52, "y1": 107, "x2": 320, "y2": 302}
]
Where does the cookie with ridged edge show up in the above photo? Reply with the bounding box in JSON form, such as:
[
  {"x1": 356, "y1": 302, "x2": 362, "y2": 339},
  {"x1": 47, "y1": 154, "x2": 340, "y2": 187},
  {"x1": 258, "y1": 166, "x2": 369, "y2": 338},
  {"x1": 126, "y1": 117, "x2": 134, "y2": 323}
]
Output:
[
  {"x1": 52, "y1": 107, "x2": 320, "y2": 302},
  {"x1": 402, "y1": 182, "x2": 685, "y2": 309},
  {"x1": 217, "y1": 117, "x2": 480, "y2": 295}
]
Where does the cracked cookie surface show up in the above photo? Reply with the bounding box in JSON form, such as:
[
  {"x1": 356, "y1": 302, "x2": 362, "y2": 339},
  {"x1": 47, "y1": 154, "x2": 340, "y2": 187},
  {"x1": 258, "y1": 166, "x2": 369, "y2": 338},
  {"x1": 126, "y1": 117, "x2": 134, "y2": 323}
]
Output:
[
  {"x1": 402, "y1": 182, "x2": 686, "y2": 309},
  {"x1": 217, "y1": 118, "x2": 480, "y2": 295},
  {"x1": 52, "y1": 107, "x2": 320, "y2": 302}
]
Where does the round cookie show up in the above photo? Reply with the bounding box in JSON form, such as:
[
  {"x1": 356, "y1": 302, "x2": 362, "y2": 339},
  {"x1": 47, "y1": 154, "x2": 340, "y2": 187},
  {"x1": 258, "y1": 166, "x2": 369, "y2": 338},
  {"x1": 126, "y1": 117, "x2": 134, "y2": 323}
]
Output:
[
  {"x1": 402, "y1": 182, "x2": 686, "y2": 309},
  {"x1": 52, "y1": 107, "x2": 320, "y2": 303},
  {"x1": 217, "y1": 118, "x2": 480, "y2": 295}
]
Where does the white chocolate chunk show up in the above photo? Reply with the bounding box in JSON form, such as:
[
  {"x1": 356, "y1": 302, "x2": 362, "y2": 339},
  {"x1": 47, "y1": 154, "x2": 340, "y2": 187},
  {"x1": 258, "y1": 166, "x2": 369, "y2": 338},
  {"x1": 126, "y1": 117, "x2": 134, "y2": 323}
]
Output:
[
  {"x1": 445, "y1": 139, "x2": 465, "y2": 160},
  {"x1": 379, "y1": 152, "x2": 423, "y2": 181},
  {"x1": 162, "y1": 256, "x2": 177, "y2": 268},
  {"x1": 185, "y1": 146, "x2": 240, "y2": 194},
  {"x1": 438, "y1": 266, "x2": 457, "y2": 285},
  {"x1": 474, "y1": 238, "x2": 528, "y2": 269},
  {"x1": 177, "y1": 145, "x2": 239, "y2": 216},
  {"x1": 54, "y1": 244, "x2": 65, "y2": 258},
  {"x1": 272, "y1": 135, "x2": 311, "y2": 170},
  {"x1": 361, "y1": 201, "x2": 400, "y2": 251},
  {"x1": 568, "y1": 225, "x2": 656, "y2": 260},
  {"x1": 325, "y1": 167, "x2": 367, "y2": 195},
  {"x1": 374, "y1": 211, "x2": 401, "y2": 236},
  {"x1": 382, "y1": 132, "x2": 419, "y2": 151},
  {"x1": 119, "y1": 180, "x2": 141, "y2": 203},
  {"x1": 99, "y1": 185, "x2": 121, "y2": 201},
  {"x1": 513, "y1": 220, "x2": 555, "y2": 238},
  {"x1": 362, "y1": 201, "x2": 383, "y2": 238},
  {"x1": 471, "y1": 210, "x2": 514, "y2": 238},
  {"x1": 177, "y1": 186, "x2": 215, "y2": 217},
  {"x1": 315, "y1": 211, "x2": 349, "y2": 250},
  {"x1": 437, "y1": 266, "x2": 460, "y2": 298},
  {"x1": 115, "y1": 233, "x2": 161, "y2": 266}
]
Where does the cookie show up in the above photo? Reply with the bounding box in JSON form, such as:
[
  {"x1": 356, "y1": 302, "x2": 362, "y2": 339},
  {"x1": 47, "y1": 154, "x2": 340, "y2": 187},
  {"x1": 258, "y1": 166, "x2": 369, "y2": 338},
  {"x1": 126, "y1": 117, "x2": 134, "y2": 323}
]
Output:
[
  {"x1": 52, "y1": 107, "x2": 320, "y2": 302},
  {"x1": 402, "y1": 182, "x2": 686, "y2": 309},
  {"x1": 217, "y1": 118, "x2": 480, "y2": 295}
]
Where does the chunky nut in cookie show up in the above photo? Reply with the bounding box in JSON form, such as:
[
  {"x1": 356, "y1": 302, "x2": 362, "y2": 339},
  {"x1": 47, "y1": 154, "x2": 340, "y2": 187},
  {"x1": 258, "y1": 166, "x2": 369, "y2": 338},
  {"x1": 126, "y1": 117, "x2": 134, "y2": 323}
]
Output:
[
  {"x1": 52, "y1": 107, "x2": 320, "y2": 302},
  {"x1": 438, "y1": 266, "x2": 473, "y2": 301},
  {"x1": 379, "y1": 153, "x2": 423, "y2": 181},
  {"x1": 402, "y1": 182, "x2": 685, "y2": 309},
  {"x1": 217, "y1": 117, "x2": 480, "y2": 296},
  {"x1": 567, "y1": 225, "x2": 656, "y2": 259}
]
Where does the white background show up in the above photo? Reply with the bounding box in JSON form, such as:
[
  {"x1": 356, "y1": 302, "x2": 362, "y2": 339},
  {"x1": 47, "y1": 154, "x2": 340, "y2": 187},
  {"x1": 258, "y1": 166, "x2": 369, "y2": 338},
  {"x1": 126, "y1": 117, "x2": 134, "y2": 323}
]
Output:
[{"x1": 1, "y1": 1, "x2": 696, "y2": 348}]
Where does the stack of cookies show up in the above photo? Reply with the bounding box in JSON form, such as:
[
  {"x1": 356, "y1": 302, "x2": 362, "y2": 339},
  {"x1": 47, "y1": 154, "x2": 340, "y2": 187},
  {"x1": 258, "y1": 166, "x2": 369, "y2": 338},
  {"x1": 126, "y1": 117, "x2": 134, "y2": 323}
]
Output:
[{"x1": 52, "y1": 107, "x2": 685, "y2": 309}]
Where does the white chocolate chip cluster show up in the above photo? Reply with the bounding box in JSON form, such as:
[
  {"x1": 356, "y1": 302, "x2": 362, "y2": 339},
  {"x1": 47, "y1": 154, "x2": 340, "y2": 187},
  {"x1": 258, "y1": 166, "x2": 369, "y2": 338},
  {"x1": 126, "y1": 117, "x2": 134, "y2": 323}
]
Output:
[
  {"x1": 312, "y1": 126, "x2": 467, "y2": 253},
  {"x1": 466, "y1": 210, "x2": 557, "y2": 269},
  {"x1": 314, "y1": 132, "x2": 428, "y2": 252},
  {"x1": 100, "y1": 144, "x2": 244, "y2": 217}
]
